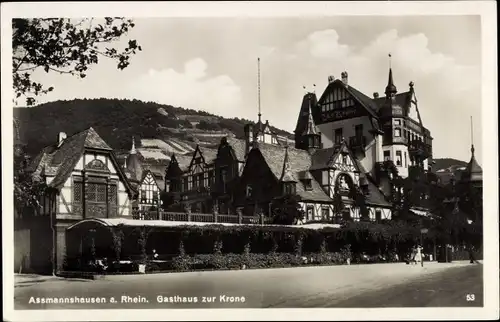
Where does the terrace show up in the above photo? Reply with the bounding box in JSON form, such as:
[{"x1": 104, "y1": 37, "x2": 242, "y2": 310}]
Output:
[{"x1": 132, "y1": 209, "x2": 271, "y2": 225}]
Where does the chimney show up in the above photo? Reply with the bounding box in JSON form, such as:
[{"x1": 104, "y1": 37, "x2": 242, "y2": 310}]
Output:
[
  {"x1": 341, "y1": 71, "x2": 348, "y2": 85},
  {"x1": 328, "y1": 75, "x2": 335, "y2": 83},
  {"x1": 373, "y1": 92, "x2": 379, "y2": 99},
  {"x1": 58, "y1": 132, "x2": 67, "y2": 146}
]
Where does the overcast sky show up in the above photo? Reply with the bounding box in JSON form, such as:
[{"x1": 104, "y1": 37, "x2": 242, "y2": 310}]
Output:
[{"x1": 25, "y1": 15, "x2": 482, "y2": 164}]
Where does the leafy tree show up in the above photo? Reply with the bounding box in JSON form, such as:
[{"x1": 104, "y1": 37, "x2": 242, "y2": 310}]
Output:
[
  {"x1": 270, "y1": 194, "x2": 305, "y2": 225},
  {"x1": 349, "y1": 186, "x2": 369, "y2": 222},
  {"x1": 13, "y1": 145, "x2": 51, "y2": 217},
  {"x1": 331, "y1": 189, "x2": 345, "y2": 223},
  {"x1": 13, "y1": 18, "x2": 141, "y2": 106},
  {"x1": 196, "y1": 120, "x2": 221, "y2": 131}
]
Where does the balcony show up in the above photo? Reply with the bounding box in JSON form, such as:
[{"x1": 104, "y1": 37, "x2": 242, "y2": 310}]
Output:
[
  {"x1": 132, "y1": 209, "x2": 270, "y2": 225},
  {"x1": 348, "y1": 136, "x2": 367, "y2": 155},
  {"x1": 408, "y1": 139, "x2": 432, "y2": 159}
]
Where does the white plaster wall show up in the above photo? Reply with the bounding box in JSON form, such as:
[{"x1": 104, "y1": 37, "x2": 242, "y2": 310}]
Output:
[
  {"x1": 58, "y1": 176, "x2": 73, "y2": 213},
  {"x1": 318, "y1": 116, "x2": 374, "y2": 149},
  {"x1": 74, "y1": 156, "x2": 84, "y2": 171}
]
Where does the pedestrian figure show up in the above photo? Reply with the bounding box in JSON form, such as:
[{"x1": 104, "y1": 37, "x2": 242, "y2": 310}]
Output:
[
  {"x1": 468, "y1": 245, "x2": 478, "y2": 264},
  {"x1": 415, "y1": 245, "x2": 423, "y2": 266}
]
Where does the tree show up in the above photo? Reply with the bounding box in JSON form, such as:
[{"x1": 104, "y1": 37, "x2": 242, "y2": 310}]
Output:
[
  {"x1": 14, "y1": 145, "x2": 50, "y2": 216},
  {"x1": 13, "y1": 18, "x2": 141, "y2": 106},
  {"x1": 349, "y1": 186, "x2": 370, "y2": 222},
  {"x1": 270, "y1": 194, "x2": 305, "y2": 225},
  {"x1": 331, "y1": 189, "x2": 345, "y2": 223}
]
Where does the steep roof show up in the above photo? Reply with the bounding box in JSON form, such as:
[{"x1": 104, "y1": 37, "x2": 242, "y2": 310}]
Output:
[
  {"x1": 224, "y1": 137, "x2": 247, "y2": 162},
  {"x1": 198, "y1": 146, "x2": 218, "y2": 164},
  {"x1": 373, "y1": 91, "x2": 412, "y2": 111},
  {"x1": 461, "y1": 146, "x2": 483, "y2": 183},
  {"x1": 28, "y1": 127, "x2": 132, "y2": 192},
  {"x1": 355, "y1": 161, "x2": 392, "y2": 207},
  {"x1": 256, "y1": 143, "x2": 331, "y2": 202}
]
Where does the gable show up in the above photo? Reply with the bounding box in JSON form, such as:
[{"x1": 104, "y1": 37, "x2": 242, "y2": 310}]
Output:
[
  {"x1": 332, "y1": 149, "x2": 359, "y2": 172},
  {"x1": 330, "y1": 144, "x2": 361, "y2": 173},
  {"x1": 317, "y1": 81, "x2": 373, "y2": 123},
  {"x1": 140, "y1": 171, "x2": 160, "y2": 190}
]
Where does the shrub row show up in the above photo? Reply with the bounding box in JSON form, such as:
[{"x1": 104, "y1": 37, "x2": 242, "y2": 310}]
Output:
[{"x1": 168, "y1": 251, "x2": 348, "y2": 272}]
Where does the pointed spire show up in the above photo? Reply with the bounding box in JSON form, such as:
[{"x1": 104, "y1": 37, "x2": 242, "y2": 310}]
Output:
[
  {"x1": 130, "y1": 136, "x2": 137, "y2": 154},
  {"x1": 281, "y1": 144, "x2": 295, "y2": 182},
  {"x1": 304, "y1": 95, "x2": 318, "y2": 136},
  {"x1": 385, "y1": 54, "x2": 397, "y2": 97}
]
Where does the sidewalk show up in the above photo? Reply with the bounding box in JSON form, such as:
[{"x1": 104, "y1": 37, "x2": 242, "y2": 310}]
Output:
[{"x1": 14, "y1": 273, "x2": 89, "y2": 286}]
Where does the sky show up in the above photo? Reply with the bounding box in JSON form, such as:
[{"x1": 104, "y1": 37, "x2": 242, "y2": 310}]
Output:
[{"x1": 23, "y1": 15, "x2": 482, "y2": 164}]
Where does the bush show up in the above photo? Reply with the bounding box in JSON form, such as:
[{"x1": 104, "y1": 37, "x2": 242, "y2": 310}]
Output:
[{"x1": 172, "y1": 241, "x2": 190, "y2": 272}]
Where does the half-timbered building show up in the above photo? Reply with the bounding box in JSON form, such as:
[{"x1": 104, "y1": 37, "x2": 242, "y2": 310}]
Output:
[
  {"x1": 122, "y1": 137, "x2": 168, "y2": 211},
  {"x1": 235, "y1": 139, "x2": 392, "y2": 223},
  {"x1": 164, "y1": 137, "x2": 248, "y2": 215},
  {"x1": 16, "y1": 127, "x2": 135, "y2": 273}
]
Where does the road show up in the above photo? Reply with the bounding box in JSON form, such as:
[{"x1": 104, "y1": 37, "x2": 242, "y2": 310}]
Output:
[{"x1": 14, "y1": 262, "x2": 482, "y2": 309}]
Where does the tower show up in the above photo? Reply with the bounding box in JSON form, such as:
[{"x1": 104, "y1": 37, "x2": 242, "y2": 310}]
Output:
[{"x1": 303, "y1": 94, "x2": 321, "y2": 152}]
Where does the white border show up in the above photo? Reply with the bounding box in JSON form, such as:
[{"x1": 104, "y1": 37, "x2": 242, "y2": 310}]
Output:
[{"x1": 2, "y1": 1, "x2": 498, "y2": 321}]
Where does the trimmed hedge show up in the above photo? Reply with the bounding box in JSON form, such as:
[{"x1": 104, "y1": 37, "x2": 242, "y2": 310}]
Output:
[{"x1": 170, "y1": 252, "x2": 348, "y2": 272}]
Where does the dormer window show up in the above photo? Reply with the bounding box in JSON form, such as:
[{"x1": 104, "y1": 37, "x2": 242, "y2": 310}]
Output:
[
  {"x1": 303, "y1": 179, "x2": 313, "y2": 191},
  {"x1": 246, "y1": 185, "x2": 253, "y2": 198},
  {"x1": 283, "y1": 182, "x2": 296, "y2": 195}
]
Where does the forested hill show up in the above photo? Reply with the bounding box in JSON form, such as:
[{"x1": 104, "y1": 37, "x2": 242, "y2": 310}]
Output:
[{"x1": 13, "y1": 98, "x2": 293, "y2": 156}]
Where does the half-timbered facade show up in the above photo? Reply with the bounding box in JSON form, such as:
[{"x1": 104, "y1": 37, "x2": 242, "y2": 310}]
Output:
[
  {"x1": 295, "y1": 70, "x2": 433, "y2": 182},
  {"x1": 164, "y1": 137, "x2": 248, "y2": 215},
  {"x1": 18, "y1": 127, "x2": 135, "y2": 273},
  {"x1": 164, "y1": 145, "x2": 217, "y2": 213},
  {"x1": 235, "y1": 138, "x2": 393, "y2": 224},
  {"x1": 121, "y1": 137, "x2": 168, "y2": 210}
]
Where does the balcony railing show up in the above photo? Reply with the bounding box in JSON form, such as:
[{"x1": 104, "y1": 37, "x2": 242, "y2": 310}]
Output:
[
  {"x1": 408, "y1": 139, "x2": 432, "y2": 158},
  {"x1": 132, "y1": 210, "x2": 268, "y2": 225}
]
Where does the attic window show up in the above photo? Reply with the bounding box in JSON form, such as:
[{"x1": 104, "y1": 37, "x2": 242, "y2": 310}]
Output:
[
  {"x1": 246, "y1": 185, "x2": 253, "y2": 198},
  {"x1": 303, "y1": 179, "x2": 313, "y2": 191}
]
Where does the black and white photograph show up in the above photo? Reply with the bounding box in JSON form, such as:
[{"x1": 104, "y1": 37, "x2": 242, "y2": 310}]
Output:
[{"x1": 2, "y1": 1, "x2": 498, "y2": 321}]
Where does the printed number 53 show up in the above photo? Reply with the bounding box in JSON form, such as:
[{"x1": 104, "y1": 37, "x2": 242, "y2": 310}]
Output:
[{"x1": 466, "y1": 294, "x2": 475, "y2": 301}]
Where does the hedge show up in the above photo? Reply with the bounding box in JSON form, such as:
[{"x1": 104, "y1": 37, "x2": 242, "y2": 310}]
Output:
[{"x1": 138, "y1": 221, "x2": 429, "y2": 257}]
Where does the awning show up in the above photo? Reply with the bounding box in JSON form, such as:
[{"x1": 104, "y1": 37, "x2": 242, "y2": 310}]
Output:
[{"x1": 67, "y1": 217, "x2": 343, "y2": 231}]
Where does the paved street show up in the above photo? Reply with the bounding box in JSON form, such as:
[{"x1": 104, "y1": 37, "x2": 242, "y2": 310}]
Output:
[{"x1": 14, "y1": 262, "x2": 482, "y2": 309}]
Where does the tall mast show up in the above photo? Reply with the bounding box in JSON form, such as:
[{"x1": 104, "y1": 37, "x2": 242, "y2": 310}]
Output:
[{"x1": 258, "y1": 57, "x2": 261, "y2": 123}]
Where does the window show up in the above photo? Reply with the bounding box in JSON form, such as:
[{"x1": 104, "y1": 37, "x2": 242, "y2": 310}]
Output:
[
  {"x1": 152, "y1": 191, "x2": 159, "y2": 204},
  {"x1": 394, "y1": 119, "x2": 401, "y2": 126},
  {"x1": 306, "y1": 206, "x2": 314, "y2": 221},
  {"x1": 246, "y1": 185, "x2": 253, "y2": 198},
  {"x1": 208, "y1": 170, "x2": 214, "y2": 186},
  {"x1": 283, "y1": 183, "x2": 296, "y2": 195},
  {"x1": 304, "y1": 179, "x2": 313, "y2": 191},
  {"x1": 396, "y1": 151, "x2": 402, "y2": 166},
  {"x1": 183, "y1": 177, "x2": 188, "y2": 192},
  {"x1": 394, "y1": 128, "x2": 401, "y2": 137},
  {"x1": 140, "y1": 189, "x2": 147, "y2": 203},
  {"x1": 404, "y1": 151, "x2": 407, "y2": 167},
  {"x1": 322, "y1": 171, "x2": 329, "y2": 185},
  {"x1": 342, "y1": 155, "x2": 347, "y2": 164},
  {"x1": 355, "y1": 124, "x2": 363, "y2": 138},
  {"x1": 375, "y1": 210, "x2": 382, "y2": 222},
  {"x1": 87, "y1": 183, "x2": 107, "y2": 203},
  {"x1": 322, "y1": 207, "x2": 329, "y2": 220},
  {"x1": 192, "y1": 174, "x2": 198, "y2": 189},
  {"x1": 334, "y1": 128, "x2": 343, "y2": 144},
  {"x1": 403, "y1": 130, "x2": 408, "y2": 138},
  {"x1": 74, "y1": 182, "x2": 83, "y2": 203},
  {"x1": 383, "y1": 150, "x2": 391, "y2": 161}
]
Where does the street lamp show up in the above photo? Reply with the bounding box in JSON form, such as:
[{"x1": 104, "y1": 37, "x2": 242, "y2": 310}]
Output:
[{"x1": 420, "y1": 228, "x2": 429, "y2": 267}]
